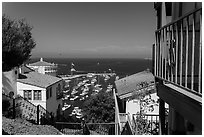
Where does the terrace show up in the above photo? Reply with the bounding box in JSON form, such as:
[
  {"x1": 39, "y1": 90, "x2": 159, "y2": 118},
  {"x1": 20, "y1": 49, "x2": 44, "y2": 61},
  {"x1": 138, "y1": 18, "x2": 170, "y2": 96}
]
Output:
[{"x1": 153, "y1": 8, "x2": 202, "y2": 101}]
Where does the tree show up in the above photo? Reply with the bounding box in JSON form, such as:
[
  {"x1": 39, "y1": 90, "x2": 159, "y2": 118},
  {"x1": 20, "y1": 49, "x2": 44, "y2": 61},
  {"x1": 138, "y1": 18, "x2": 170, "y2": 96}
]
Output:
[
  {"x1": 82, "y1": 91, "x2": 115, "y2": 123},
  {"x1": 2, "y1": 14, "x2": 36, "y2": 71}
]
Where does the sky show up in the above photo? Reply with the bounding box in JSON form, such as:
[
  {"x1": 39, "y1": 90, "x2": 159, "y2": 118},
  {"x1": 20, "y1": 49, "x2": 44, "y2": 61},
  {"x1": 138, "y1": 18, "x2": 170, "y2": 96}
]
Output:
[{"x1": 2, "y1": 2, "x2": 156, "y2": 59}]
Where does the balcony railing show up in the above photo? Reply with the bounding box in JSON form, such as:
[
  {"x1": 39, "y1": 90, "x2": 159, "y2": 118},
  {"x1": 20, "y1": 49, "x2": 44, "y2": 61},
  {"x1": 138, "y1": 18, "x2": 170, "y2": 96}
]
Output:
[{"x1": 154, "y1": 8, "x2": 202, "y2": 96}]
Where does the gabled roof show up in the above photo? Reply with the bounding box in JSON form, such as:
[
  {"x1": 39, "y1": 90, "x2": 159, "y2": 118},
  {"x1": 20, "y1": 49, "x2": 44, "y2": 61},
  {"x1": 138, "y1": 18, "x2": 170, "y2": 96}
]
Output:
[
  {"x1": 115, "y1": 70, "x2": 155, "y2": 99},
  {"x1": 17, "y1": 71, "x2": 62, "y2": 88},
  {"x1": 28, "y1": 58, "x2": 55, "y2": 66}
]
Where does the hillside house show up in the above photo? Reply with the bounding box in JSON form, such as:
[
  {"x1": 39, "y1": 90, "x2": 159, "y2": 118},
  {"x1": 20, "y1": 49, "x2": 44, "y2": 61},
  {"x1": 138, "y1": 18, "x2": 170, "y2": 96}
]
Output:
[
  {"x1": 27, "y1": 58, "x2": 57, "y2": 77},
  {"x1": 17, "y1": 65, "x2": 63, "y2": 117},
  {"x1": 114, "y1": 70, "x2": 159, "y2": 134}
]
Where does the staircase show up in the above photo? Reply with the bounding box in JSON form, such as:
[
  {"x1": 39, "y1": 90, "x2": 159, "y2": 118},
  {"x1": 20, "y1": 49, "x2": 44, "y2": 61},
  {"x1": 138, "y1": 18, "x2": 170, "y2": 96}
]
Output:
[{"x1": 2, "y1": 93, "x2": 53, "y2": 125}]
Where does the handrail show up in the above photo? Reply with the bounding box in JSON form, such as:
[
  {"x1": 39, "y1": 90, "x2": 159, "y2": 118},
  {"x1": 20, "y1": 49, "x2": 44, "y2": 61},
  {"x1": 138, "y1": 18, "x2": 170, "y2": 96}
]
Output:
[
  {"x1": 113, "y1": 88, "x2": 121, "y2": 135},
  {"x1": 2, "y1": 93, "x2": 53, "y2": 124},
  {"x1": 156, "y1": 8, "x2": 201, "y2": 32},
  {"x1": 127, "y1": 113, "x2": 134, "y2": 134}
]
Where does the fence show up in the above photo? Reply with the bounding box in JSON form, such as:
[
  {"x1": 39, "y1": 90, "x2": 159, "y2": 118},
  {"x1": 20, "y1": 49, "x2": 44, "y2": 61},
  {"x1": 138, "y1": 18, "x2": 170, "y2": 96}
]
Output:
[
  {"x1": 2, "y1": 94, "x2": 53, "y2": 125},
  {"x1": 55, "y1": 122, "x2": 118, "y2": 135}
]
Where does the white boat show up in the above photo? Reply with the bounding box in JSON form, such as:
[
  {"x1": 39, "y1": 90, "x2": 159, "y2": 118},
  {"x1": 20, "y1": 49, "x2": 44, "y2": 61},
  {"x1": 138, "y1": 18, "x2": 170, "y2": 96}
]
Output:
[
  {"x1": 62, "y1": 105, "x2": 71, "y2": 111},
  {"x1": 76, "y1": 115, "x2": 82, "y2": 119},
  {"x1": 80, "y1": 97, "x2": 85, "y2": 101},
  {"x1": 85, "y1": 83, "x2": 91, "y2": 87},
  {"x1": 83, "y1": 80, "x2": 89, "y2": 83},
  {"x1": 74, "y1": 106, "x2": 79, "y2": 109},
  {"x1": 64, "y1": 104, "x2": 71, "y2": 107},
  {"x1": 71, "y1": 96, "x2": 79, "y2": 101},
  {"x1": 95, "y1": 84, "x2": 102, "y2": 88},
  {"x1": 71, "y1": 89, "x2": 78, "y2": 95}
]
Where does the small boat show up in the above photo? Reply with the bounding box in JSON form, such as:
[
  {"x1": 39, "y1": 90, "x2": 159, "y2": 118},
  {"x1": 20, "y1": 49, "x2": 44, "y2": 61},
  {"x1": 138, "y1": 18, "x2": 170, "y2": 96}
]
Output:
[
  {"x1": 62, "y1": 105, "x2": 71, "y2": 111},
  {"x1": 76, "y1": 115, "x2": 82, "y2": 119},
  {"x1": 71, "y1": 89, "x2": 78, "y2": 95}
]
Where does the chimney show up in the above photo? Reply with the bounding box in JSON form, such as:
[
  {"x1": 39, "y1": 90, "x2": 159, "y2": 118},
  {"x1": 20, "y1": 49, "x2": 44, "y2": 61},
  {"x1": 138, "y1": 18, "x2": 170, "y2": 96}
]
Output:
[{"x1": 40, "y1": 58, "x2": 43, "y2": 62}]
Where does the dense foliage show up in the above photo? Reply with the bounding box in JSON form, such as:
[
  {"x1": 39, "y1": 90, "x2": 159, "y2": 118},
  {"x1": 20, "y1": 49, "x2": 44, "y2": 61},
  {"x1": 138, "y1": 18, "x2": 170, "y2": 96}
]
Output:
[
  {"x1": 2, "y1": 116, "x2": 61, "y2": 135},
  {"x1": 82, "y1": 91, "x2": 115, "y2": 123},
  {"x1": 2, "y1": 15, "x2": 36, "y2": 71},
  {"x1": 133, "y1": 92, "x2": 160, "y2": 135}
]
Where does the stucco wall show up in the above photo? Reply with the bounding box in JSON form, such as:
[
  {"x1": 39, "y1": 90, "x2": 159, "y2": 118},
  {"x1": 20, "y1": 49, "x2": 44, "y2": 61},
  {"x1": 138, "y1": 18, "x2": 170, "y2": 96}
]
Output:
[
  {"x1": 17, "y1": 81, "x2": 63, "y2": 116},
  {"x1": 17, "y1": 82, "x2": 46, "y2": 109},
  {"x1": 46, "y1": 80, "x2": 63, "y2": 117},
  {"x1": 126, "y1": 93, "x2": 159, "y2": 115}
]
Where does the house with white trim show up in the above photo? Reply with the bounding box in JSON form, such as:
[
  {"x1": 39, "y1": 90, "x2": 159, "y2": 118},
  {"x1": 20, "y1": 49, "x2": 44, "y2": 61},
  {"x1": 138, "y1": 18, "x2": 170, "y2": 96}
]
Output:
[
  {"x1": 17, "y1": 66, "x2": 63, "y2": 117},
  {"x1": 27, "y1": 58, "x2": 57, "y2": 77},
  {"x1": 115, "y1": 70, "x2": 159, "y2": 118}
]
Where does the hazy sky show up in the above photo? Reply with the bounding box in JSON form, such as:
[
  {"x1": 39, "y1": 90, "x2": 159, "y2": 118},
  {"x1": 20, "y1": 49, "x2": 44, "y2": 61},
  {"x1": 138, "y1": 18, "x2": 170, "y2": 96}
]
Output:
[{"x1": 2, "y1": 2, "x2": 156, "y2": 58}]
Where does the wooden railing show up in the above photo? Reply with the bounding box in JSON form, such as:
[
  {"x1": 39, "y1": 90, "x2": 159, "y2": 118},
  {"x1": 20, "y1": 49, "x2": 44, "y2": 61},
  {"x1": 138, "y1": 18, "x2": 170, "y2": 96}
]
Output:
[
  {"x1": 113, "y1": 88, "x2": 121, "y2": 135},
  {"x1": 154, "y1": 8, "x2": 202, "y2": 96},
  {"x1": 119, "y1": 113, "x2": 134, "y2": 135}
]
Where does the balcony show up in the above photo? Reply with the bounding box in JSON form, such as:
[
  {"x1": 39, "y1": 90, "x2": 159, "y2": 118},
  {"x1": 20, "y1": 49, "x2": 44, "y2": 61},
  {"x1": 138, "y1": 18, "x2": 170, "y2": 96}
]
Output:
[{"x1": 153, "y1": 8, "x2": 202, "y2": 100}]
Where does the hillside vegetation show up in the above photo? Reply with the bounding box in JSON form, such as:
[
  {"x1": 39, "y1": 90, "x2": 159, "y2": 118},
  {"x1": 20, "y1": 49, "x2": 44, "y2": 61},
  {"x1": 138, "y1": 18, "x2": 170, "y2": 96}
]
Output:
[{"x1": 2, "y1": 116, "x2": 62, "y2": 135}]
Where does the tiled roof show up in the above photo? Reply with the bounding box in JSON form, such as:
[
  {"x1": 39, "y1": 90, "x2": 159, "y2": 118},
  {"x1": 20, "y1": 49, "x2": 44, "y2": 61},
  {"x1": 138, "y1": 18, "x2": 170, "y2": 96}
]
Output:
[
  {"x1": 17, "y1": 71, "x2": 62, "y2": 88},
  {"x1": 115, "y1": 70, "x2": 155, "y2": 97},
  {"x1": 28, "y1": 61, "x2": 55, "y2": 66}
]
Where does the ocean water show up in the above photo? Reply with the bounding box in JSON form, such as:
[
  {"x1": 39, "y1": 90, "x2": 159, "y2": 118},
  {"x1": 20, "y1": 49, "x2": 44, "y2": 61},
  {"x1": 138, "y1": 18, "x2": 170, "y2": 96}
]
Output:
[{"x1": 27, "y1": 58, "x2": 152, "y2": 78}]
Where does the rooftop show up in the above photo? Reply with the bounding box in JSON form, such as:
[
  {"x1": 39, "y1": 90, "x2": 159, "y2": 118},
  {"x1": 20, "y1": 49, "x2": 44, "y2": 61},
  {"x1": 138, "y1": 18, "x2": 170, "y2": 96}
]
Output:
[
  {"x1": 17, "y1": 71, "x2": 62, "y2": 88},
  {"x1": 28, "y1": 58, "x2": 56, "y2": 66},
  {"x1": 115, "y1": 70, "x2": 155, "y2": 98}
]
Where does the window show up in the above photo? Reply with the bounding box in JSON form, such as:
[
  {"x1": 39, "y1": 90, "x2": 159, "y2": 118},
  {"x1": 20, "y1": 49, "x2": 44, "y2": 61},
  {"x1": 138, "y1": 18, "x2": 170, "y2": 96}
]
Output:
[
  {"x1": 49, "y1": 87, "x2": 52, "y2": 97},
  {"x1": 58, "y1": 84, "x2": 61, "y2": 92},
  {"x1": 56, "y1": 84, "x2": 61, "y2": 99},
  {"x1": 24, "y1": 90, "x2": 32, "y2": 100},
  {"x1": 33, "y1": 90, "x2": 42, "y2": 100},
  {"x1": 46, "y1": 89, "x2": 49, "y2": 99}
]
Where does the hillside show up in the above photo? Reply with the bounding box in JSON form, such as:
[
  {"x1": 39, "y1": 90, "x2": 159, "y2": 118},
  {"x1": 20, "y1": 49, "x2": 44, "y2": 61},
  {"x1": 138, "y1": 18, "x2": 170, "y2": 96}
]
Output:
[{"x1": 2, "y1": 116, "x2": 62, "y2": 135}]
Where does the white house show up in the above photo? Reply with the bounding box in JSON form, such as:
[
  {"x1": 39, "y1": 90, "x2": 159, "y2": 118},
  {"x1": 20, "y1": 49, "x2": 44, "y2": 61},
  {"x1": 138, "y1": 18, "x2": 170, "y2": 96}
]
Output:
[
  {"x1": 17, "y1": 69, "x2": 63, "y2": 117},
  {"x1": 27, "y1": 58, "x2": 57, "y2": 77},
  {"x1": 114, "y1": 70, "x2": 161, "y2": 122}
]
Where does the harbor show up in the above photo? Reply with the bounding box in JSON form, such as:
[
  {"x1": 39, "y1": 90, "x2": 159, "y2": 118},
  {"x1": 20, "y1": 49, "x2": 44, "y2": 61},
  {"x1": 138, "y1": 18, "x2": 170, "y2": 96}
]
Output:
[{"x1": 59, "y1": 72, "x2": 117, "y2": 121}]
